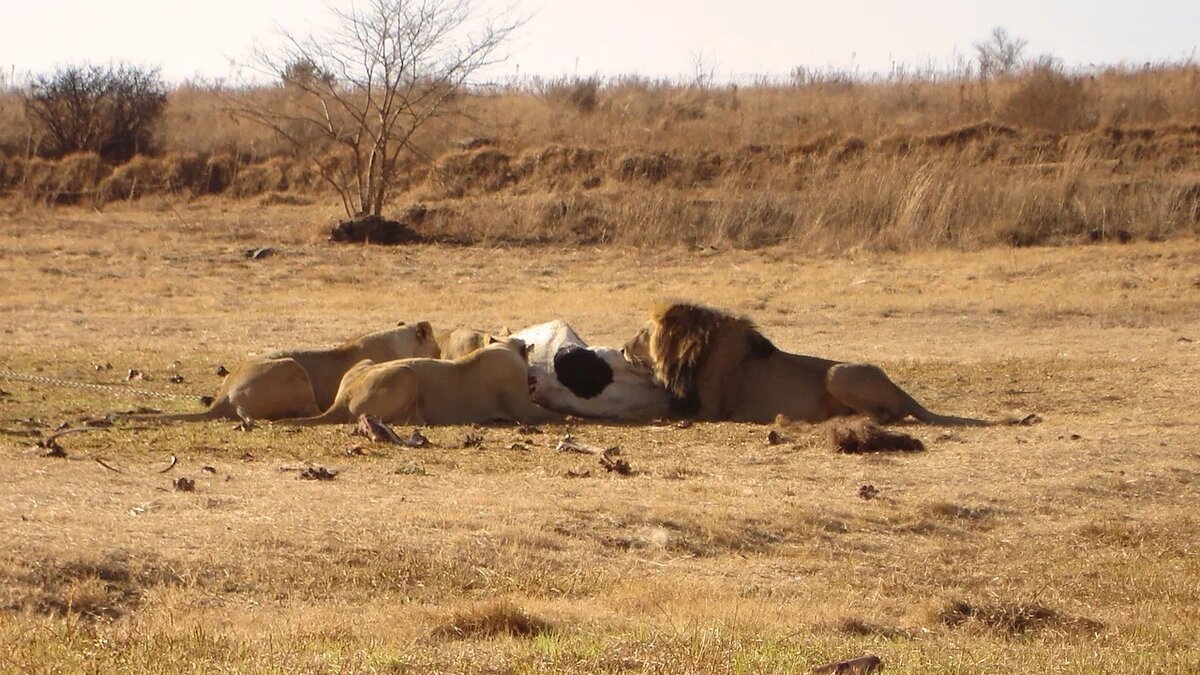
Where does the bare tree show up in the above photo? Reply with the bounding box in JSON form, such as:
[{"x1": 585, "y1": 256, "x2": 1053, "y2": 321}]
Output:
[
  {"x1": 974, "y1": 26, "x2": 1028, "y2": 78},
  {"x1": 689, "y1": 49, "x2": 717, "y2": 90},
  {"x1": 229, "y1": 0, "x2": 521, "y2": 218}
]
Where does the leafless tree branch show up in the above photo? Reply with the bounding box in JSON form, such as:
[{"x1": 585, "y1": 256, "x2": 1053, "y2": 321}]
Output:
[{"x1": 224, "y1": 0, "x2": 521, "y2": 218}]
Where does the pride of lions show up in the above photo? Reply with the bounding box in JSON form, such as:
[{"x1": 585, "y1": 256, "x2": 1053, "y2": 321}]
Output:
[{"x1": 126, "y1": 302, "x2": 989, "y2": 428}]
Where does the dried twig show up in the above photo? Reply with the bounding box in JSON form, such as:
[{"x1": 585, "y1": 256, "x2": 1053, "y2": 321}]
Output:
[
  {"x1": 94, "y1": 458, "x2": 124, "y2": 473},
  {"x1": 33, "y1": 427, "x2": 107, "y2": 458},
  {"x1": 157, "y1": 455, "x2": 178, "y2": 473}
]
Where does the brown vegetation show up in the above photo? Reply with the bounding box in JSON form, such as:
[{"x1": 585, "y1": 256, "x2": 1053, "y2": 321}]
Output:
[
  {"x1": 2, "y1": 62, "x2": 1199, "y2": 249},
  {"x1": 829, "y1": 419, "x2": 926, "y2": 454},
  {"x1": 433, "y1": 600, "x2": 555, "y2": 640},
  {"x1": 937, "y1": 599, "x2": 1105, "y2": 636},
  {"x1": 1, "y1": 206, "x2": 1198, "y2": 671}
]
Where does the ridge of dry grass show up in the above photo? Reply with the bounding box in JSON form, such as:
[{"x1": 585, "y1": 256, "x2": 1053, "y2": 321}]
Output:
[{"x1": 3, "y1": 64, "x2": 1199, "y2": 251}]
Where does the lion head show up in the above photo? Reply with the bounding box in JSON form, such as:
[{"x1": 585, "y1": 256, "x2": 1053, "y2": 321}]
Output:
[
  {"x1": 486, "y1": 335, "x2": 531, "y2": 361},
  {"x1": 386, "y1": 321, "x2": 441, "y2": 359},
  {"x1": 623, "y1": 302, "x2": 778, "y2": 417}
]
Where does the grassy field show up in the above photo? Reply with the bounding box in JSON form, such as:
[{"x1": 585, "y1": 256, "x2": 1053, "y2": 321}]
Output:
[
  {"x1": 1, "y1": 200, "x2": 1198, "y2": 672},
  {"x1": 4, "y1": 64, "x2": 1200, "y2": 252}
]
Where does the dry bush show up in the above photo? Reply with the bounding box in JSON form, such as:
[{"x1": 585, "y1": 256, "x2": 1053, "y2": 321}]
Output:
[
  {"x1": 937, "y1": 599, "x2": 1104, "y2": 636},
  {"x1": 538, "y1": 76, "x2": 600, "y2": 114},
  {"x1": 1000, "y1": 63, "x2": 1099, "y2": 133},
  {"x1": 0, "y1": 91, "x2": 27, "y2": 156},
  {"x1": 18, "y1": 152, "x2": 109, "y2": 204},
  {"x1": 432, "y1": 600, "x2": 554, "y2": 639},
  {"x1": 434, "y1": 147, "x2": 520, "y2": 197},
  {"x1": 23, "y1": 64, "x2": 167, "y2": 162}
]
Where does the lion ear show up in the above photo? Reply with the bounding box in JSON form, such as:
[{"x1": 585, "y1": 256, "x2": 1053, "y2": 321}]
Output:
[
  {"x1": 396, "y1": 321, "x2": 407, "y2": 327},
  {"x1": 415, "y1": 321, "x2": 432, "y2": 341},
  {"x1": 499, "y1": 326, "x2": 512, "y2": 337},
  {"x1": 487, "y1": 335, "x2": 500, "y2": 344}
]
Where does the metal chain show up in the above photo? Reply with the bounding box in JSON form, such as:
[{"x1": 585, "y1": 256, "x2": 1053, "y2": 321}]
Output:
[{"x1": 0, "y1": 370, "x2": 200, "y2": 401}]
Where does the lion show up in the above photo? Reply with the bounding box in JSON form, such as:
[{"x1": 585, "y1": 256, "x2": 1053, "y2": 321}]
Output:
[
  {"x1": 436, "y1": 327, "x2": 511, "y2": 360},
  {"x1": 622, "y1": 302, "x2": 989, "y2": 426},
  {"x1": 280, "y1": 337, "x2": 563, "y2": 426},
  {"x1": 125, "y1": 322, "x2": 440, "y2": 422}
]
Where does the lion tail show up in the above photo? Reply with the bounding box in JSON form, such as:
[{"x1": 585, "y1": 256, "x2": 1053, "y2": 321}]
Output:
[
  {"x1": 273, "y1": 409, "x2": 353, "y2": 427},
  {"x1": 118, "y1": 397, "x2": 236, "y2": 424},
  {"x1": 899, "y1": 389, "x2": 992, "y2": 427}
]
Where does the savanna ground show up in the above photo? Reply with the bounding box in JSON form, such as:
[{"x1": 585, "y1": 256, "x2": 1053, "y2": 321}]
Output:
[{"x1": 1, "y1": 200, "x2": 1198, "y2": 673}]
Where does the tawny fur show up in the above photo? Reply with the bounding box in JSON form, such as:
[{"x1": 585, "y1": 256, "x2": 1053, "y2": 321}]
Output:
[
  {"x1": 279, "y1": 338, "x2": 562, "y2": 427},
  {"x1": 625, "y1": 301, "x2": 988, "y2": 426},
  {"x1": 121, "y1": 322, "x2": 441, "y2": 423},
  {"x1": 437, "y1": 327, "x2": 511, "y2": 360}
]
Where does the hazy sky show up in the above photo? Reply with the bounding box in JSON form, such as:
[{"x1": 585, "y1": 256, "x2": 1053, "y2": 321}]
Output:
[{"x1": 3, "y1": 0, "x2": 1197, "y2": 83}]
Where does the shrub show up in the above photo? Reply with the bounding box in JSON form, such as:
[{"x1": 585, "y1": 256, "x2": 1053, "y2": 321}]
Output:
[
  {"x1": 1001, "y1": 61, "x2": 1098, "y2": 133},
  {"x1": 24, "y1": 64, "x2": 167, "y2": 162},
  {"x1": 539, "y1": 76, "x2": 600, "y2": 114}
]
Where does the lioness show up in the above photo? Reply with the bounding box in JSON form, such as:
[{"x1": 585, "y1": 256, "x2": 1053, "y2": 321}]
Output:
[
  {"x1": 281, "y1": 337, "x2": 562, "y2": 426},
  {"x1": 436, "y1": 327, "x2": 510, "y2": 359},
  {"x1": 126, "y1": 322, "x2": 440, "y2": 422},
  {"x1": 623, "y1": 302, "x2": 989, "y2": 426}
]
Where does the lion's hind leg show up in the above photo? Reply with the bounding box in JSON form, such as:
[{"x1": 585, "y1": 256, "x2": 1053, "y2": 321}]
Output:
[
  {"x1": 824, "y1": 363, "x2": 912, "y2": 424},
  {"x1": 826, "y1": 362, "x2": 989, "y2": 426},
  {"x1": 346, "y1": 366, "x2": 423, "y2": 424},
  {"x1": 227, "y1": 358, "x2": 322, "y2": 420}
]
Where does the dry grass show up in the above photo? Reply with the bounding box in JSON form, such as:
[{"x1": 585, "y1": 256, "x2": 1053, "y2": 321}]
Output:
[
  {"x1": 2, "y1": 63, "x2": 1199, "y2": 251},
  {"x1": 1, "y1": 202, "x2": 1198, "y2": 672}
]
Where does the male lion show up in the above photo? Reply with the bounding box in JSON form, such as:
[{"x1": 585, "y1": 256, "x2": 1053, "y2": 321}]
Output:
[
  {"x1": 126, "y1": 322, "x2": 440, "y2": 422},
  {"x1": 622, "y1": 302, "x2": 989, "y2": 426},
  {"x1": 281, "y1": 337, "x2": 562, "y2": 426}
]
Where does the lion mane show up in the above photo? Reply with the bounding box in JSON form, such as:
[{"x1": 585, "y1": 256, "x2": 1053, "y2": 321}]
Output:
[{"x1": 646, "y1": 302, "x2": 776, "y2": 411}]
